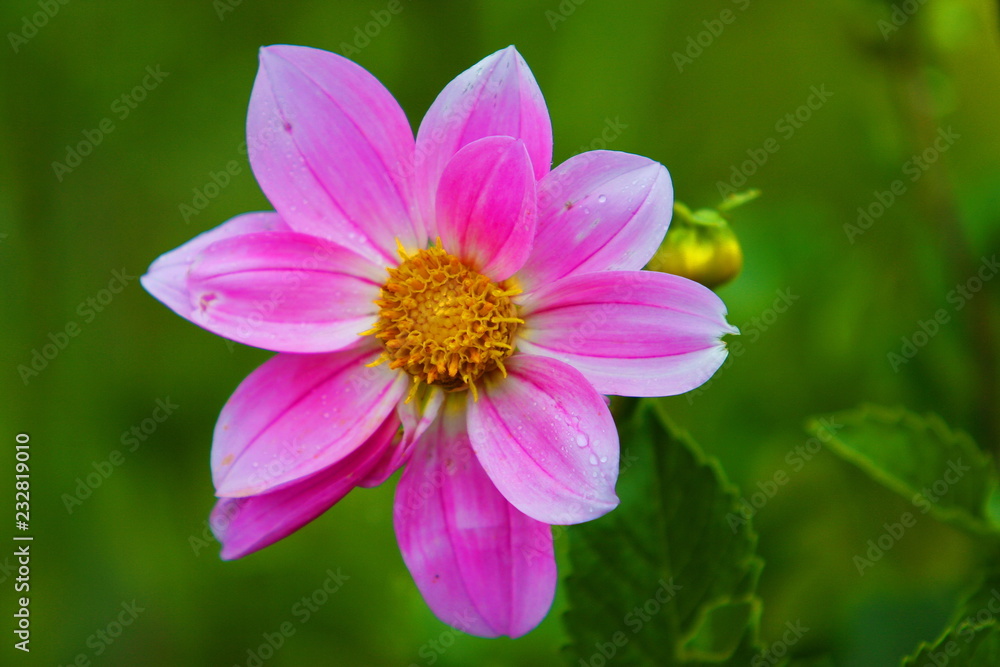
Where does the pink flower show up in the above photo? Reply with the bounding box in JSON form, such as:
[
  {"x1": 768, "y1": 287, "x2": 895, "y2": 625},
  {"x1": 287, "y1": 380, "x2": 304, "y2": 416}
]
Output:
[{"x1": 142, "y1": 45, "x2": 736, "y2": 638}]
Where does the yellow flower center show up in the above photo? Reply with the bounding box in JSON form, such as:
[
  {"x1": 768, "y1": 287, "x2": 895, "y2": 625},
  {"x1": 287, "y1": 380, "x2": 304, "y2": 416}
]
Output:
[{"x1": 367, "y1": 243, "x2": 522, "y2": 399}]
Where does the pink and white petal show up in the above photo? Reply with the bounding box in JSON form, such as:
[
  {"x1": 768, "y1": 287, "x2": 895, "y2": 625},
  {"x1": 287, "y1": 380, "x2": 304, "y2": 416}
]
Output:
[
  {"x1": 394, "y1": 402, "x2": 555, "y2": 638},
  {"x1": 519, "y1": 271, "x2": 738, "y2": 397},
  {"x1": 467, "y1": 355, "x2": 619, "y2": 525},
  {"x1": 436, "y1": 137, "x2": 536, "y2": 280},
  {"x1": 247, "y1": 45, "x2": 420, "y2": 265},
  {"x1": 517, "y1": 151, "x2": 672, "y2": 291},
  {"x1": 358, "y1": 387, "x2": 444, "y2": 488},
  {"x1": 185, "y1": 231, "x2": 384, "y2": 353},
  {"x1": 212, "y1": 342, "x2": 408, "y2": 497},
  {"x1": 414, "y1": 46, "x2": 551, "y2": 236},
  {"x1": 142, "y1": 212, "x2": 290, "y2": 316},
  {"x1": 212, "y1": 411, "x2": 400, "y2": 560}
]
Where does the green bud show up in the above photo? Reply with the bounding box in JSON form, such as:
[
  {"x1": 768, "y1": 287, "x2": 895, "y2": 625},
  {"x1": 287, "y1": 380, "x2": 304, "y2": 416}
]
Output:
[{"x1": 646, "y1": 197, "x2": 752, "y2": 289}]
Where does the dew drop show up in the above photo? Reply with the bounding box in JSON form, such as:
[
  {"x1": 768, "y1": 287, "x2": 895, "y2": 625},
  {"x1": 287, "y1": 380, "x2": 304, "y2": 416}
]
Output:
[
  {"x1": 597, "y1": 195, "x2": 607, "y2": 203},
  {"x1": 589, "y1": 454, "x2": 598, "y2": 465},
  {"x1": 574, "y1": 433, "x2": 589, "y2": 448},
  {"x1": 599, "y1": 456, "x2": 608, "y2": 463}
]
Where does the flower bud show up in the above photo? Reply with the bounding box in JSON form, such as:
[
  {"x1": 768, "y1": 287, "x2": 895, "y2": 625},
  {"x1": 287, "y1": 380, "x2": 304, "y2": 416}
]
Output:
[{"x1": 647, "y1": 206, "x2": 743, "y2": 289}]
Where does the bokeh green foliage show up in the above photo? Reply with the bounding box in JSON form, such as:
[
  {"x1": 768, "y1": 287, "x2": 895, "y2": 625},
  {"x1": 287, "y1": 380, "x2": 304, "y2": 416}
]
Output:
[{"x1": 1, "y1": 0, "x2": 999, "y2": 665}]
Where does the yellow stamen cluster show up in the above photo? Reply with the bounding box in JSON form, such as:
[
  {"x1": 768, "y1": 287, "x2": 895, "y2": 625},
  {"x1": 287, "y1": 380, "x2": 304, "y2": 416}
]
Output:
[{"x1": 366, "y1": 243, "x2": 522, "y2": 400}]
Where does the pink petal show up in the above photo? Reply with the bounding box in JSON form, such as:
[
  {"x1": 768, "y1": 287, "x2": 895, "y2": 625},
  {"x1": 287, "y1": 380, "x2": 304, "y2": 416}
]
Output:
[
  {"x1": 517, "y1": 151, "x2": 673, "y2": 291},
  {"x1": 414, "y1": 46, "x2": 552, "y2": 237},
  {"x1": 519, "y1": 270, "x2": 737, "y2": 397},
  {"x1": 435, "y1": 137, "x2": 536, "y2": 280},
  {"x1": 212, "y1": 342, "x2": 408, "y2": 497},
  {"x1": 211, "y1": 411, "x2": 400, "y2": 560},
  {"x1": 358, "y1": 388, "x2": 444, "y2": 488},
  {"x1": 185, "y1": 231, "x2": 384, "y2": 353},
  {"x1": 394, "y1": 402, "x2": 555, "y2": 638},
  {"x1": 467, "y1": 355, "x2": 619, "y2": 525},
  {"x1": 247, "y1": 45, "x2": 420, "y2": 265},
  {"x1": 141, "y1": 212, "x2": 290, "y2": 316}
]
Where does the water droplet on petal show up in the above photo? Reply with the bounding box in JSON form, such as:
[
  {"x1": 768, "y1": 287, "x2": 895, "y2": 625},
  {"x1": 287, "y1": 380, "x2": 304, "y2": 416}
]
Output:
[
  {"x1": 597, "y1": 195, "x2": 607, "y2": 203},
  {"x1": 575, "y1": 433, "x2": 589, "y2": 448},
  {"x1": 589, "y1": 454, "x2": 598, "y2": 465}
]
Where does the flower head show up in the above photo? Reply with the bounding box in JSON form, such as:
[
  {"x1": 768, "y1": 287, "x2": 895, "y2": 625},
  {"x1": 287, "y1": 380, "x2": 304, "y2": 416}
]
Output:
[{"x1": 142, "y1": 44, "x2": 736, "y2": 638}]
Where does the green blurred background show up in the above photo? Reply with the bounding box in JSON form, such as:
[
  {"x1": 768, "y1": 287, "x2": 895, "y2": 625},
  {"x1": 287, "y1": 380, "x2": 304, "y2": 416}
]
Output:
[{"x1": 2, "y1": 0, "x2": 998, "y2": 665}]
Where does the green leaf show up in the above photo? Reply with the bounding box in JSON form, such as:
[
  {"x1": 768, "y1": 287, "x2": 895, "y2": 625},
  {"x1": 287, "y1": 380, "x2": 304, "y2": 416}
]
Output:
[
  {"x1": 562, "y1": 402, "x2": 764, "y2": 666},
  {"x1": 806, "y1": 404, "x2": 1000, "y2": 535},
  {"x1": 950, "y1": 564, "x2": 1000, "y2": 631},
  {"x1": 902, "y1": 621, "x2": 1000, "y2": 666}
]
